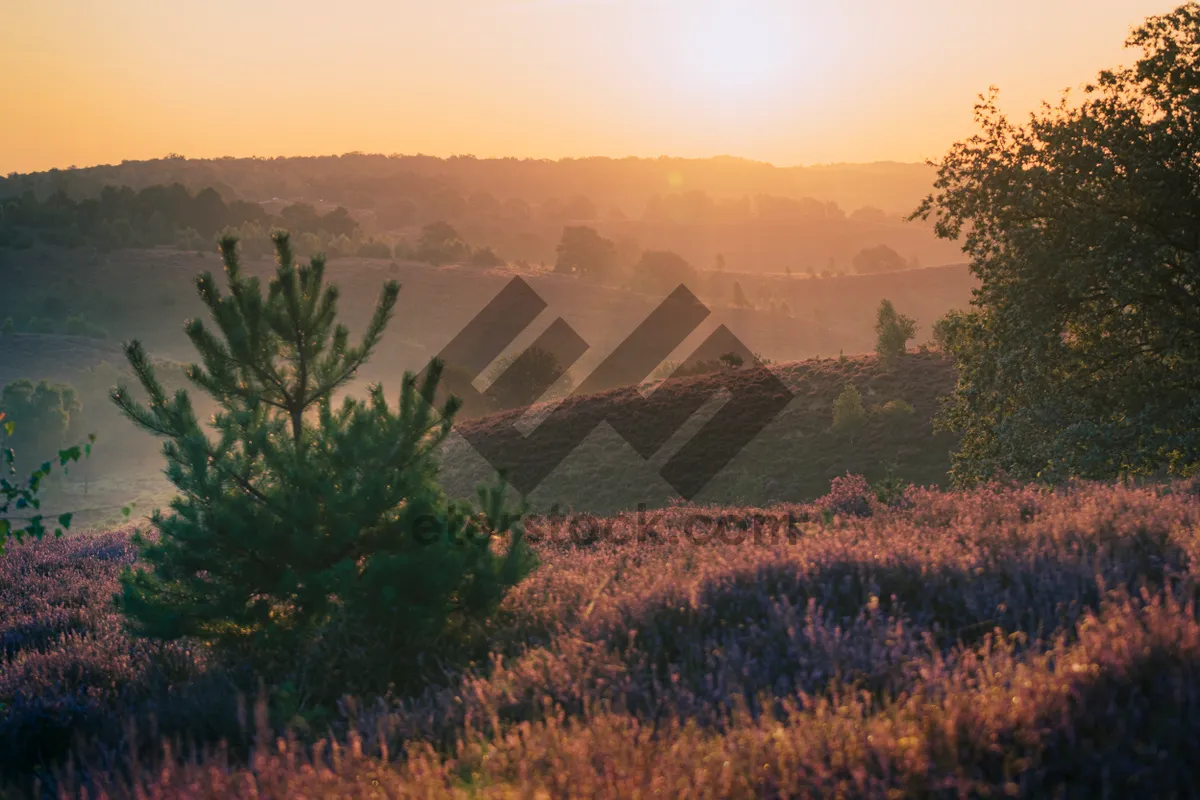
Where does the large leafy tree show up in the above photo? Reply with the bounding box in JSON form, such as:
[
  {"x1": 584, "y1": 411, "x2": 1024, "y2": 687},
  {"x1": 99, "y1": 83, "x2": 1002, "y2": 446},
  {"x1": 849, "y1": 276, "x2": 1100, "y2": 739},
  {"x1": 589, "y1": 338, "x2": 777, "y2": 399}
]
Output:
[
  {"x1": 113, "y1": 231, "x2": 535, "y2": 695},
  {"x1": 631, "y1": 249, "x2": 698, "y2": 296},
  {"x1": 912, "y1": 3, "x2": 1200, "y2": 484},
  {"x1": 554, "y1": 226, "x2": 617, "y2": 280}
]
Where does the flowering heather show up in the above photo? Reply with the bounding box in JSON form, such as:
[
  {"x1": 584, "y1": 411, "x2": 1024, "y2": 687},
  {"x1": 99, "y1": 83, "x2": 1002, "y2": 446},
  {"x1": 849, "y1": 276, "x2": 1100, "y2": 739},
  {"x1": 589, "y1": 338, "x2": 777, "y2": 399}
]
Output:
[{"x1": 6, "y1": 479, "x2": 1200, "y2": 797}]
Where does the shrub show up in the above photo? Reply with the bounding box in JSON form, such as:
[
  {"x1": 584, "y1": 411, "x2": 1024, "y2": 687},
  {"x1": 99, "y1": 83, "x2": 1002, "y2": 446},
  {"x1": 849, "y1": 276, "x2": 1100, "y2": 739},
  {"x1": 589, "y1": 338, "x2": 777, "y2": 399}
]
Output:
[
  {"x1": 819, "y1": 473, "x2": 874, "y2": 517},
  {"x1": 877, "y1": 399, "x2": 915, "y2": 421},
  {"x1": 295, "y1": 231, "x2": 323, "y2": 259},
  {"x1": 852, "y1": 244, "x2": 907, "y2": 274},
  {"x1": 1, "y1": 317, "x2": 12, "y2": 335},
  {"x1": 175, "y1": 227, "x2": 206, "y2": 251},
  {"x1": 871, "y1": 468, "x2": 911, "y2": 508},
  {"x1": 930, "y1": 309, "x2": 968, "y2": 354},
  {"x1": 832, "y1": 383, "x2": 866, "y2": 437},
  {"x1": 26, "y1": 317, "x2": 55, "y2": 334},
  {"x1": 484, "y1": 346, "x2": 574, "y2": 411},
  {"x1": 875, "y1": 299, "x2": 917, "y2": 365},
  {"x1": 112, "y1": 231, "x2": 536, "y2": 702},
  {"x1": 470, "y1": 246, "x2": 505, "y2": 268},
  {"x1": 356, "y1": 239, "x2": 393, "y2": 259},
  {"x1": 415, "y1": 222, "x2": 470, "y2": 265},
  {"x1": 64, "y1": 315, "x2": 108, "y2": 340},
  {"x1": 0, "y1": 379, "x2": 81, "y2": 465}
]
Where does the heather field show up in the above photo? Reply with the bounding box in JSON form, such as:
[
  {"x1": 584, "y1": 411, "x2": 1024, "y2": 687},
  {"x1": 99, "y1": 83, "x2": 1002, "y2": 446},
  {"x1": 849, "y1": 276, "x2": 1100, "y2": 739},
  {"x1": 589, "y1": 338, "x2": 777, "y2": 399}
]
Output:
[{"x1": 5, "y1": 477, "x2": 1200, "y2": 797}]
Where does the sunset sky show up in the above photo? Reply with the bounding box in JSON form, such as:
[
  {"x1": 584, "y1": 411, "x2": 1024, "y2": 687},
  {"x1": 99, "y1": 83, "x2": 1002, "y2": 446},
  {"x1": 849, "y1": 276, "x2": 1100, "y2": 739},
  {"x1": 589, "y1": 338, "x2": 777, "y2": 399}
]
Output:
[{"x1": 0, "y1": 0, "x2": 1178, "y2": 175}]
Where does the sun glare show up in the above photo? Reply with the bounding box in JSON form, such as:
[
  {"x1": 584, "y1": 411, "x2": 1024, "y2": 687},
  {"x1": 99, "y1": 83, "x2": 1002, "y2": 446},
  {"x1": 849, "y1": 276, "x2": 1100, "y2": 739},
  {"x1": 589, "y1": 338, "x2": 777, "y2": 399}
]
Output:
[{"x1": 672, "y1": 3, "x2": 794, "y2": 96}]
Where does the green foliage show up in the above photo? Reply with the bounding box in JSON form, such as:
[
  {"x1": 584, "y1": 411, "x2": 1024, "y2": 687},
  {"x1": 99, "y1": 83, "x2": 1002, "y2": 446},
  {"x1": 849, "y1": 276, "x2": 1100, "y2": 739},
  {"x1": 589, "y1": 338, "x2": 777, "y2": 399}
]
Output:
[
  {"x1": 874, "y1": 299, "x2": 917, "y2": 365},
  {"x1": 930, "y1": 309, "x2": 968, "y2": 354},
  {"x1": 912, "y1": 4, "x2": 1200, "y2": 485},
  {"x1": 26, "y1": 317, "x2": 56, "y2": 334},
  {"x1": 650, "y1": 351, "x2": 756, "y2": 382},
  {"x1": 877, "y1": 399, "x2": 916, "y2": 421},
  {"x1": 64, "y1": 314, "x2": 108, "y2": 339},
  {"x1": 415, "y1": 221, "x2": 470, "y2": 265},
  {"x1": 111, "y1": 231, "x2": 535, "y2": 697},
  {"x1": 1, "y1": 317, "x2": 12, "y2": 335},
  {"x1": 175, "y1": 227, "x2": 206, "y2": 251},
  {"x1": 0, "y1": 379, "x2": 82, "y2": 474},
  {"x1": 718, "y1": 352, "x2": 744, "y2": 369},
  {"x1": 356, "y1": 239, "x2": 393, "y2": 259},
  {"x1": 832, "y1": 382, "x2": 867, "y2": 437},
  {"x1": 870, "y1": 466, "x2": 910, "y2": 507},
  {"x1": 0, "y1": 412, "x2": 93, "y2": 553},
  {"x1": 0, "y1": 183, "x2": 358, "y2": 250},
  {"x1": 554, "y1": 226, "x2": 617, "y2": 280}
]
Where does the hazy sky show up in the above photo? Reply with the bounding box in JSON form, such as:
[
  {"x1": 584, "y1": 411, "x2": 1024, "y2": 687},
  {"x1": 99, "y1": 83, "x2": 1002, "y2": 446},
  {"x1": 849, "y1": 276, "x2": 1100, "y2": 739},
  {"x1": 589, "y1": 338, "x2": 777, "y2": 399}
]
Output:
[{"x1": 0, "y1": 0, "x2": 1178, "y2": 174}]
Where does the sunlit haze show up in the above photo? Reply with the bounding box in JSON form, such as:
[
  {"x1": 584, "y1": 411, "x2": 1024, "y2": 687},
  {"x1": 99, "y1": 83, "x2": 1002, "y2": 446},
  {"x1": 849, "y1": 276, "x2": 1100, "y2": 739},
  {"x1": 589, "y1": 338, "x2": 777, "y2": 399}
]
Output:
[{"x1": 0, "y1": 0, "x2": 1179, "y2": 172}]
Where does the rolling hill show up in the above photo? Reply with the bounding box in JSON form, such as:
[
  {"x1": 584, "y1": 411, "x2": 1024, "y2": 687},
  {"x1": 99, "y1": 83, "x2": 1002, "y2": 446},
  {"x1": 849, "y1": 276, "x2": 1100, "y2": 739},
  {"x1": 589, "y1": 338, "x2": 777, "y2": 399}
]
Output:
[{"x1": 438, "y1": 352, "x2": 959, "y2": 514}]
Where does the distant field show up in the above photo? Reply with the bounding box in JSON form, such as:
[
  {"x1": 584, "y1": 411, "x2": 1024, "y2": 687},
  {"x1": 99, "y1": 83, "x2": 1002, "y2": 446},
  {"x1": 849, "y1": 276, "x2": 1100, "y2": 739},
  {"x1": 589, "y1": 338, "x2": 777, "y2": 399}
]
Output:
[
  {"x1": 1, "y1": 245, "x2": 970, "y2": 525},
  {"x1": 0, "y1": 246, "x2": 975, "y2": 371}
]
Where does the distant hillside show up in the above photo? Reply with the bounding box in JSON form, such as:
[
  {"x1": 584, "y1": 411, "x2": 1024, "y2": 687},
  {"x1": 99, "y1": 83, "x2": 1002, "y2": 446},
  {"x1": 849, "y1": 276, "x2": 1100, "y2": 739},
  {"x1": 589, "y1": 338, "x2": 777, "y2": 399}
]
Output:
[
  {"x1": 0, "y1": 156, "x2": 964, "y2": 273},
  {"x1": 438, "y1": 352, "x2": 959, "y2": 515},
  {"x1": 0, "y1": 156, "x2": 937, "y2": 216},
  {"x1": 0, "y1": 248, "x2": 975, "y2": 382}
]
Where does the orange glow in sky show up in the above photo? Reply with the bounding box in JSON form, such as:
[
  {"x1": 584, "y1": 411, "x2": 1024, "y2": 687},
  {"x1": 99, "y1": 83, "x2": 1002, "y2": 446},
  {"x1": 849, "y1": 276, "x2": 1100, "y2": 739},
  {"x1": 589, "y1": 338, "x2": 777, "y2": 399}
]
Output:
[{"x1": 0, "y1": 0, "x2": 1179, "y2": 174}]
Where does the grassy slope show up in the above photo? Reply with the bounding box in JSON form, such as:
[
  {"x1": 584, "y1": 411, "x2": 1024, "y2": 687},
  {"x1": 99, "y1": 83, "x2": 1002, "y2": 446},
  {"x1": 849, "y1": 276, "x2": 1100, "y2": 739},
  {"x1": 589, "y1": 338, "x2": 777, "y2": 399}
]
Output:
[
  {"x1": 440, "y1": 352, "x2": 959, "y2": 514},
  {"x1": 0, "y1": 247, "x2": 976, "y2": 377},
  {"x1": 0, "y1": 246, "x2": 967, "y2": 524}
]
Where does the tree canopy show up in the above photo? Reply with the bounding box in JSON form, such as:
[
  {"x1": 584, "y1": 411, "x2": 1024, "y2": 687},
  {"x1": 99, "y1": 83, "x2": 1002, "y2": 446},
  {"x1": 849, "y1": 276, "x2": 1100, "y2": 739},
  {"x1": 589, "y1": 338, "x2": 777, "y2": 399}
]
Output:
[
  {"x1": 852, "y1": 244, "x2": 908, "y2": 274},
  {"x1": 554, "y1": 226, "x2": 618, "y2": 280},
  {"x1": 631, "y1": 249, "x2": 698, "y2": 296},
  {"x1": 912, "y1": 3, "x2": 1200, "y2": 484}
]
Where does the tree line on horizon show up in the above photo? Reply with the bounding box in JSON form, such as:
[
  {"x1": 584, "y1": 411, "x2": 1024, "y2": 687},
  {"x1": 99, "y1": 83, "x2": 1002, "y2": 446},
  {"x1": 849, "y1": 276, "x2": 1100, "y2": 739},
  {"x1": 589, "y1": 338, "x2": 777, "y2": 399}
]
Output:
[
  {"x1": 0, "y1": 184, "x2": 359, "y2": 253},
  {"x1": 0, "y1": 159, "x2": 960, "y2": 272}
]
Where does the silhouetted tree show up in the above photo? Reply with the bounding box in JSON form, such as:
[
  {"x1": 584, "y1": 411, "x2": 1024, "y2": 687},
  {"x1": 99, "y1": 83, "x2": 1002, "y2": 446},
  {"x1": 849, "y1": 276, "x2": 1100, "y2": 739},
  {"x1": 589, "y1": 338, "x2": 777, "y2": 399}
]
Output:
[
  {"x1": 912, "y1": 4, "x2": 1200, "y2": 484},
  {"x1": 875, "y1": 299, "x2": 917, "y2": 365},
  {"x1": 852, "y1": 244, "x2": 908, "y2": 274},
  {"x1": 631, "y1": 250, "x2": 697, "y2": 296},
  {"x1": 554, "y1": 226, "x2": 617, "y2": 280},
  {"x1": 416, "y1": 221, "x2": 471, "y2": 265}
]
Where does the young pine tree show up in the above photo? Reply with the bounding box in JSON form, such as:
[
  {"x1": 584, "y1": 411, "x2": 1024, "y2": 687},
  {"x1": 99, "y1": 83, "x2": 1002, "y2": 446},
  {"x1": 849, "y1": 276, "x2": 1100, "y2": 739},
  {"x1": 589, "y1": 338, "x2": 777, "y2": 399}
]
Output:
[{"x1": 113, "y1": 231, "x2": 535, "y2": 694}]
